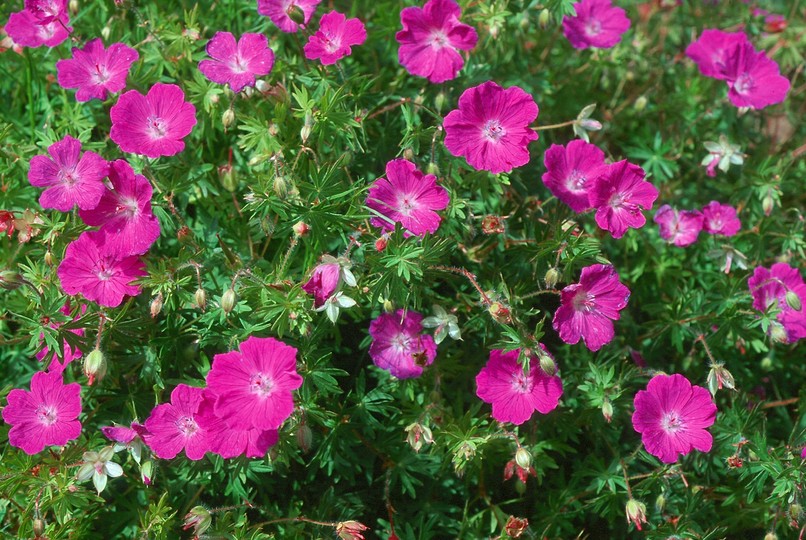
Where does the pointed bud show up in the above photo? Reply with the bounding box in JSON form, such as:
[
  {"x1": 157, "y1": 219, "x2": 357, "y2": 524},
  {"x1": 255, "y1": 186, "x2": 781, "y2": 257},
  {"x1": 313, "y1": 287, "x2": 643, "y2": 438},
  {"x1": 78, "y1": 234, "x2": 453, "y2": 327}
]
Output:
[
  {"x1": 286, "y1": 4, "x2": 306, "y2": 25},
  {"x1": 601, "y1": 399, "x2": 614, "y2": 423},
  {"x1": 84, "y1": 348, "x2": 107, "y2": 385},
  {"x1": 101, "y1": 25, "x2": 110, "y2": 40},
  {"x1": 273, "y1": 175, "x2": 288, "y2": 198},
  {"x1": 150, "y1": 293, "x2": 164, "y2": 318},
  {"x1": 0, "y1": 270, "x2": 23, "y2": 290},
  {"x1": 300, "y1": 112, "x2": 314, "y2": 143},
  {"x1": 762, "y1": 194, "x2": 775, "y2": 216},
  {"x1": 785, "y1": 291, "x2": 802, "y2": 311},
  {"x1": 33, "y1": 517, "x2": 45, "y2": 537},
  {"x1": 434, "y1": 92, "x2": 448, "y2": 113},
  {"x1": 293, "y1": 221, "x2": 310, "y2": 237},
  {"x1": 654, "y1": 493, "x2": 665, "y2": 513},
  {"x1": 634, "y1": 95, "x2": 648, "y2": 112},
  {"x1": 538, "y1": 8, "x2": 550, "y2": 29},
  {"x1": 515, "y1": 447, "x2": 531, "y2": 470},
  {"x1": 141, "y1": 460, "x2": 154, "y2": 486},
  {"x1": 296, "y1": 423, "x2": 313, "y2": 453},
  {"x1": 625, "y1": 499, "x2": 647, "y2": 531},
  {"x1": 222, "y1": 108, "x2": 235, "y2": 128},
  {"x1": 221, "y1": 288, "x2": 237, "y2": 314},
  {"x1": 426, "y1": 162, "x2": 440, "y2": 176},
  {"x1": 579, "y1": 118, "x2": 603, "y2": 131},
  {"x1": 44, "y1": 250, "x2": 54, "y2": 266},
  {"x1": 537, "y1": 352, "x2": 556, "y2": 377},
  {"x1": 544, "y1": 267, "x2": 560, "y2": 289},
  {"x1": 194, "y1": 288, "x2": 206, "y2": 310},
  {"x1": 183, "y1": 506, "x2": 212, "y2": 535},
  {"x1": 218, "y1": 164, "x2": 237, "y2": 192}
]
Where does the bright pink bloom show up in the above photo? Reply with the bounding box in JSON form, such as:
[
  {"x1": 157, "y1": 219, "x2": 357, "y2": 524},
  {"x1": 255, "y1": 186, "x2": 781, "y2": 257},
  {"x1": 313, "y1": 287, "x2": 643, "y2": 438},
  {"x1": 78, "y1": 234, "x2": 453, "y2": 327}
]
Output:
[
  {"x1": 701, "y1": 201, "x2": 741, "y2": 236},
  {"x1": 5, "y1": 8, "x2": 70, "y2": 48},
  {"x1": 144, "y1": 384, "x2": 210, "y2": 460},
  {"x1": 475, "y1": 346, "x2": 563, "y2": 425},
  {"x1": 748, "y1": 263, "x2": 806, "y2": 343},
  {"x1": 632, "y1": 374, "x2": 717, "y2": 464},
  {"x1": 57, "y1": 230, "x2": 146, "y2": 308},
  {"x1": 562, "y1": 0, "x2": 630, "y2": 50},
  {"x1": 78, "y1": 160, "x2": 160, "y2": 257},
  {"x1": 55, "y1": 39, "x2": 139, "y2": 102},
  {"x1": 256, "y1": 0, "x2": 321, "y2": 33},
  {"x1": 802, "y1": 447, "x2": 806, "y2": 460},
  {"x1": 24, "y1": 0, "x2": 67, "y2": 24},
  {"x1": 302, "y1": 262, "x2": 340, "y2": 308},
  {"x1": 685, "y1": 29, "x2": 749, "y2": 80},
  {"x1": 369, "y1": 309, "x2": 437, "y2": 379},
  {"x1": 541, "y1": 140, "x2": 608, "y2": 213},
  {"x1": 395, "y1": 0, "x2": 478, "y2": 83},
  {"x1": 653, "y1": 205, "x2": 704, "y2": 247},
  {"x1": 36, "y1": 302, "x2": 86, "y2": 374},
  {"x1": 28, "y1": 135, "x2": 109, "y2": 212},
  {"x1": 101, "y1": 421, "x2": 147, "y2": 445},
  {"x1": 196, "y1": 395, "x2": 278, "y2": 459},
  {"x1": 722, "y1": 42, "x2": 789, "y2": 109},
  {"x1": 366, "y1": 159, "x2": 449, "y2": 237},
  {"x1": 553, "y1": 264, "x2": 630, "y2": 351},
  {"x1": 304, "y1": 11, "x2": 366, "y2": 65},
  {"x1": 443, "y1": 81, "x2": 538, "y2": 174},
  {"x1": 590, "y1": 160, "x2": 658, "y2": 239},
  {"x1": 199, "y1": 32, "x2": 275, "y2": 93},
  {"x1": 110, "y1": 83, "x2": 197, "y2": 159},
  {"x1": 2, "y1": 371, "x2": 82, "y2": 455},
  {"x1": 205, "y1": 336, "x2": 302, "y2": 431}
]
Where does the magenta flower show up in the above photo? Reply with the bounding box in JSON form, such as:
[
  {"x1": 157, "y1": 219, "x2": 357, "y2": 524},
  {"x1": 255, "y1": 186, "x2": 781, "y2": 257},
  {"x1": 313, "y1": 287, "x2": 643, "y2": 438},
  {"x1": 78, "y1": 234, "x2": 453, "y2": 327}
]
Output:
[
  {"x1": 542, "y1": 140, "x2": 609, "y2": 213},
  {"x1": 366, "y1": 159, "x2": 450, "y2": 237},
  {"x1": 748, "y1": 263, "x2": 806, "y2": 343},
  {"x1": 701, "y1": 201, "x2": 741, "y2": 236},
  {"x1": 632, "y1": 374, "x2": 717, "y2": 464},
  {"x1": 553, "y1": 264, "x2": 630, "y2": 352},
  {"x1": 369, "y1": 309, "x2": 437, "y2": 379},
  {"x1": 110, "y1": 83, "x2": 197, "y2": 159},
  {"x1": 722, "y1": 42, "x2": 790, "y2": 109},
  {"x1": 57, "y1": 231, "x2": 146, "y2": 308},
  {"x1": 562, "y1": 0, "x2": 630, "y2": 50},
  {"x1": 78, "y1": 160, "x2": 160, "y2": 257},
  {"x1": 395, "y1": 0, "x2": 478, "y2": 83},
  {"x1": 302, "y1": 261, "x2": 340, "y2": 308},
  {"x1": 304, "y1": 11, "x2": 366, "y2": 66},
  {"x1": 590, "y1": 160, "x2": 658, "y2": 239},
  {"x1": 475, "y1": 347, "x2": 563, "y2": 425},
  {"x1": 199, "y1": 32, "x2": 275, "y2": 93},
  {"x1": 196, "y1": 395, "x2": 279, "y2": 459},
  {"x1": 24, "y1": 0, "x2": 67, "y2": 24},
  {"x1": 56, "y1": 39, "x2": 139, "y2": 102},
  {"x1": 256, "y1": 0, "x2": 321, "y2": 33},
  {"x1": 685, "y1": 29, "x2": 749, "y2": 80},
  {"x1": 653, "y1": 205, "x2": 704, "y2": 247},
  {"x1": 205, "y1": 336, "x2": 302, "y2": 431},
  {"x1": 2, "y1": 371, "x2": 81, "y2": 455},
  {"x1": 144, "y1": 384, "x2": 210, "y2": 460},
  {"x1": 101, "y1": 422, "x2": 147, "y2": 445},
  {"x1": 443, "y1": 82, "x2": 539, "y2": 174},
  {"x1": 5, "y1": 8, "x2": 70, "y2": 48},
  {"x1": 28, "y1": 135, "x2": 109, "y2": 212}
]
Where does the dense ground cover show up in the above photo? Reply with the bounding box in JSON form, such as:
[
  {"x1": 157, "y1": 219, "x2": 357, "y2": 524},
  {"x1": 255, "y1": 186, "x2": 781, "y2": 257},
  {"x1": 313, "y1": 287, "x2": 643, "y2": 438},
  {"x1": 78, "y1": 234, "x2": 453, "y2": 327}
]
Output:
[{"x1": 0, "y1": 0, "x2": 804, "y2": 538}]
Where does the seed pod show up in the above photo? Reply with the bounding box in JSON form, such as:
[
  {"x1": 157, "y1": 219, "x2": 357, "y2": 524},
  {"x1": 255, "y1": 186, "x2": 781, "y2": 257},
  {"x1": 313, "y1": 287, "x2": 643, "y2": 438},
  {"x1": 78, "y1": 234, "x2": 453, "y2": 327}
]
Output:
[
  {"x1": 150, "y1": 293, "x2": 164, "y2": 318},
  {"x1": 221, "y1": 288, "x2": 237, "y2": 314},
  {"x1": 194, "y1": 288, "x2": 207, "y2": 310},
  {"x1": 785, "y1": 290, "x2": 802, "y2": 311},
  {"x1": 544, "y1": 267, "x2": 560, "y2": 289},
  {"x1": 515, "y1": 447, "x2": 531, "y2": 470},
  {"x1": 222, "y1": 108, "x2": 235, "y2": 128}
]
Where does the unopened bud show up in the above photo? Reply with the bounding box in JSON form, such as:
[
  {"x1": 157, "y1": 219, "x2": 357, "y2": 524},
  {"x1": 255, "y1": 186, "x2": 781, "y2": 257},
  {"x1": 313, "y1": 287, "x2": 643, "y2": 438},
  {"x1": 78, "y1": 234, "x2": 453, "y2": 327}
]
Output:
[
  {"x1": 762, "y1": 194, "x2": 775, "y2": 216},
  {"x1": 222, "y1": 108, "x2": 235, "y2": 128},
  {"x1": 150, "y1": 293, "x2": 163, "y2": 318},
  {"x1": 654, "y1": 493, "x2": 665, "y2": 513},
  {"x1": 194, "y1": 288, "x2": 206, "y2": 310},
  {"x1": 300, "y1": 113, "x2": 314, "y2": 143},
  {"x1": 537, "y1": 351, "x2": 556, "y2": 377},
  {"x1": 426, "y1": 162, "x2": 440, "y2": 176},
  {"x1": 84, "y1": 348, "x2": 107, "y2": 385},
  {"x1": 403, "y1": 148, "x2": 415, "y2": 161},
  {"x1": 601, "y1": 399, "x2": 614, "y2": 423},
  {"x1": 268, "y1": 122, "x2": 279, "y2": 136},
  {"x1": 434, "y1": 92, "x2": 448, "y2": 113},
  {"x1": 374, "y1": 235, "x2": 388, "y2": 252},
  {"x1": 785, "y1": 290, "x2": 802, "y2": 311},
  {"x1": 579, "y1": 118, "x2": 603, "y2": 131},
  {"x1": 538, "y1": 9, "x2": 550, "y2": 29},
  {"x1": 764, "y1": 533, "x2": 778, "y2": 540},
  {"x1": 68, "y1": 0, "x2": 79, "y2": 15},
  {"x1": 33, "y1": 517, "x2": 45, "y2": 537},
  {"x1": 141, "y1": 460, "x2": 154, "y2": 486},
  {"x1": 634, "y1": 95, "x2": 648, "y2": 112},
  {"x1": 218, "y1": 164, "x2": 237, "y2": 192},
  {"x1": 101, "y1": 26, "x2": 110, "y2": 40},
  {"x1": 544, "y1": 267, "x2": 560, "y2": 289},
  {"x1": 769, "y1": 322, "x2": 788, "y2": 343},
  {"x1": 221, "y1": 288, "x2": 237, "y2": 314},
  {"x1": 44, "y1": 250, "x2": 54, "y2": 266},
  {"x1": 382, "y1": 299, "x2": 394, "y2": 313},
  {"x1": 286, "y1": 4, "x2": 306, "y2": 25},
  {"x1": 296, "y1": 423, "x2": 313, "y2": 453},
  {"x1": 625, "y1": 499, "x2": 647, "y2": 531},
  {"x1": 273, "y1": 175, "x2": 288, "y2": 198},
  {"x1": 293, "y1": 221, "x2": 310, "y2": 237},
  {"x1": 514, "y1": 447, "x2": 531, "y2": 470},
  {"x1": 0, "y1": 270, "x2": 23, "y2": 290},
  {"x1": 242, "y1": 86, "x2": 254, "y2": 98},
  {"x1": 183, "y1": 506, "x2": 212, "y2": 535},
  {"x1": 255, "y1": 79, "x2": 270, "y2": 93}
]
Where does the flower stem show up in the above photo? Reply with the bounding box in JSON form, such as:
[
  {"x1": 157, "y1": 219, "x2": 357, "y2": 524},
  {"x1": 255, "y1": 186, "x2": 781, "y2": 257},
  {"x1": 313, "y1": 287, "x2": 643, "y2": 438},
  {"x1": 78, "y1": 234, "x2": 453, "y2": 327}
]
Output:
[{"x1": 532, "y1": 119, "x2": 577, "y2": 131}]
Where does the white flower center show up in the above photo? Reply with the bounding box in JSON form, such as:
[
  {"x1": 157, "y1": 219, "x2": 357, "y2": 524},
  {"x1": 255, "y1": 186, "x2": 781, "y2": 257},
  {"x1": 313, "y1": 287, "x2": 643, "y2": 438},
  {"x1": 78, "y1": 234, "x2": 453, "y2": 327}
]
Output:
[
  {"x1": 482, "y1": 120, "x2": 506, "y2": 142},
  {"x1": 584, "y1": 18, "x2": 603, "y2": 37},
  {"x1": 249, "y1": 373, "x2": 274, "y2": 397},
  {"x1": 660, "y1": 411, "x2": 685, "y2": 433},
  {"x1": 572, "y1": 289, "x2": 595, "y2": 312},
  {"x1": 91, "y1": 63, "x2": 110, "y2": 84},
  {"x1": 176, "y1": 416, "x2": 199, "y2": 436},
  {"x1": 146, "y1": 116, "x2": 168, "y2": 139},
  {"x1": 59, "y1": 167, "x2": 79, "y2": 187},
  {"x1": 566, "y1": 169, "x2": 587, "y2": 191},
  {"x1": 510, "y1": 371, "x2": 533, "y2": 393},
  {"x1": 734, "y1": 72, "x2": 754, "y2": 95},
  {"x1": 398, "y1": 196, "x2": 417, "y2": 216},
  {"x1": 96, "y1": 261, "x2": 114, "y2": 281},
  {"x1": 390, "y1": 333, "x2": 412, "y2": 353},
  {"x1": 430, "y1": 30, "x2": 449, "y2": 48},
  {"x1": 35, "y1": 404, "x2": 58, "y2": 426},
  {"x1": 115, "y1": 196, "x2": 139, "y2": 218}
]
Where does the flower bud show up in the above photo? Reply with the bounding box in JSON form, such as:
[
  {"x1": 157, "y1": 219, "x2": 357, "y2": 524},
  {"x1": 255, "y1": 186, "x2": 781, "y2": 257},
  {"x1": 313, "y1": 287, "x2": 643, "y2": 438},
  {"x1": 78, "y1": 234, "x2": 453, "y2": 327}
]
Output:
[
  {"x1": 762, "y1": 193, "x2": 775, "y2": 216},
  {"x1": 654, "y1": 493, "x2": 665, "y2": 513},
  {"x1": 402, "y1": 148, "x2": 415, "y2": 161},
  {"x1": 625, "y1": 499, "x2": 647, "y2": 531},
  {"x1": 544, "y1": 267, "x2": 560, "y2": 289},
  {"x1": 141, "y1": 460, "x2": 154, "y2": 486},
  {"x1": 426, "y1": 162, "x2": 440, "y2": 176},
  {"x1": 481, "y1": 215, "x2": 505, "y2": 235},
  {"x1": 222, "y1": 108, "x2": 235, "y2": 128},
  {"x1": 44, "y1": 250, "x2": 54, "y2": 266},
  {"x1": 537, "y1": 351, "x2": 556, "y2": 377},
  {"x1": 273, "y1": 175, "x2": 288, "y2": 198},
  {"x1": 150, "y1": 293, "x2": 163, "y2": 318},
  {"x1": 769, "y1": 322, "x2": 788, "y2": 343},
  {"x1": 33, "y1": 517, "x2": 45, "y2": 537},
  {"x1": 296, "y1": 423, "x2": 313, "y2": 453},
  {"x1": 255, "y1": 79, "x2": 270, "y2": 93},
  {"x1": 300, "y1": 112, "x2": 314, "y2": 143},
  {"x1": 579, "y1": 118, "x2": 603, "y2": 131},
  {"x1": 764, "y1": 533, "x2": 778, "y2": 540},
  {"x1": 601, "y1": 399, "x2": 614, "y2": 423},
  {"x1": 84, "y1": 348, "x2": 107, "y2": 385},
  {"x1": 383, "y1": 299, "x2": 394, "y2": 313},
  {"x1": 375, "y1": 235, "x2": 388, "y2": 252},
  {"x1": 707, "y1": 362, "x2": 736, "y2": 395},
  {"x1": 488, "y1": 302, "x2": 511, "y2": 324},
  {"x1": 504, "y1": 516, "x2": 528, "y2": 538},
  {"x1": 194, "y1": 288, "x2": 207, "y2": 310},
  {"x1": 0, "y1": 270, "x2": 23, "y2": 290},
  {"x1": 183, "y1": 506, "x2": 212, "y2": 536},
  {"x1": 218, "y1": 164, "x2": 237, "y2": 192},
  {"x1": 514, "y1": 447, "x2": 531, "y2": 470},
  {"x1": 242, "y1": 86, "x2": 254, "y2": 98},
  {"x1": 538, "y1": 9, "x2": 550, "y2": 29},
  {"x1": 785, "y1": 291, "x2": 802, "y2": 311},
  {"x1": 221, "y1": 288, "x2": 237, "y2": 314},
  {"x1": 286, "y1": 4, "x2": 306, "y2": 24},
  {"x1": 101, "y1": 25, "x2": 111, "y2": 40},
  {"x1": 634, "y1": 95, "x2": 648, "y2": 112},
  {"x1": 68, "y1": 0, "x2": 79, "y2": 15},
  {"x1": 293, "y1": 221, "x2": 310, "y2": 237},
  {"x1": 434, "y1": 91, "x2": 448, "y2": 113}
]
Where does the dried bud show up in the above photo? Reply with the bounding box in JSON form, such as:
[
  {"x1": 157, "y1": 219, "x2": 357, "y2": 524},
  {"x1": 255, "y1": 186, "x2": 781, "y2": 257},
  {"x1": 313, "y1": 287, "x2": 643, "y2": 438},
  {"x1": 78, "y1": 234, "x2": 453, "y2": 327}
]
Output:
[
  {"x1": 544, "y1": 267, "x2": 560, "y2": 289},
  {"x1": 33, "y1": 517, "x2": 45, "y2": 537},
  {"x1": 706, "y1": 362, "x2": 735, "y2": 395},
  {"x1": 83, "y1": 348, "x2": 107, "y2": 385},
  {"x1": 375, "y1": 235, "x2": 388, "y2": 252},
  {"x1": 222, "y1": 108, "x2": 235, "y2": 128},
  {"x1": 176, "y1": 225, "x2": 192, "y2": 243},
  {"x1": 293, "y1": 221, "x2": 310, "y2": 237},
  {"x1": 480, "y1": 215, "x2": 505, "y2": 235},
  {"x1": 601, "y1": 398, "x2": 614, "y2": 423},
  {"x1": 488, "y1": 302, "x2": 511, "y2": 324},
  {"x1": 296, "y1": 423, "x2": 313, "y2": 453},
  {"x1": 221, "y1": 288, "x2": 237, "y2": 314},
  {"x1": 538, "y1": 8, "x2": 550, "y2": 29},
  {"x1": 335, "y1": 520, "x2": 369, "y2": 540},
  {"x1": 0, "y1": 270, "x2": 23, "y2": 290},
  {"x1": 405, "y1": 423, "x2": 433, "y2": 453},
  {"x1": 44, "y1": 250, "x2": 54, "y2": 266},
  {"x1": 183, "y1": 506, "x2": 212, "y2": 536},
  {"x1": 402, "y1": 148, "x2": 415, "y2": 161},
  {"x1": 504, "y1": 516, "x2": 529, "y2": 538},
  {"x1": 785, "y1": 290, "x2": 802, "y2": 311},
  {"x1": 514, "y1": 447, "x2": 531, "y2": 470},
  {"x1": 726, "y1": 454, "x2": 743, "y2": 468},
  {"x1": 625, "y1": 499, "x2": 647, "y2": 531},
  {"x1": 769, "y1": 322, "x2": 788, "y2": 343},
  {"x1": 194, "y1": 288, "x2": 207, "y2": 310},
  {"x1": 150, "y1": 293, "x2": 164, "y2": 318}
]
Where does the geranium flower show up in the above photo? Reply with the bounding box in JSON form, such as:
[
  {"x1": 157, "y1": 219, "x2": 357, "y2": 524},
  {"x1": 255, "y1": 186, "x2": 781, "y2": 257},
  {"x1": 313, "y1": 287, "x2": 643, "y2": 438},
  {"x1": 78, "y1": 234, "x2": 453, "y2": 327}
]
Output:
[
  {"x1": 632, "y1": 374, "x2": 717, "y2": 463},
  {"x1": 78, "y1": 160, "x2": 160, "y2": 257},
  {"x1": 5, "y1": 7, "x2": 70, "y2": 48},
  {"x1": 721, "y1": 42, "x2": 790, "y2": 109},
  {"x1": 56, "y1": 39, "x2": 139, "y2": 102},
  {"x1": 443, "y1": 81, "x2": 538, "y2": 174},
  {"x1": 256, "y1": 0, "x2": 322, "y2": 33},
  {"x1": 198, "y1": 32, "x2": 275, "y2": 93},
  {"x1": 701, "y1": 135, "x2": 743, "y2": 177},
  {"x1": 205, "y1": 336, "x2": 302, "y2": 431},
  {"x1": 562, "y1": 0, "x2": 631, "y2": 50},
  {"x1": 304, "y1": 11, "x2": 366, "y2": 65},
  {"x1": 685, "y1": 29, "x2": 749, "y2": 80},
  {"x1": 552, "y1": 264, "x2": 630, "y2": 351},
  {"x1": 144, "y1": 384, "x2": 210, "y2": 460},
  {"x1": 701, "y1": 201, "x2": 741, "y2": 236},
  {"x1": 541, "y1": 140, "x2": 609, "y2": 213},
  {"x1": 110, "y1": 83, "x2": 197, "y2": 158},
  {"x1": 653, "y1": 205, "x2": 704, "y2": 247},
  {"x1": 24, "y1": 0, "x2": 67, "y2": 24},
  {"x1": 302, "y1": 260, "x2": 341, "y2": 308},
  {"x1": 475, "y1": 347, "x2": 563, "y2": 425},
  {"x1": 2, "y1": 370, "x2": 82, "y2": 455},
  {"x1": 366, "y1": 158, "x2": 450, "y2": 237},
  {"x1": 76, "y1": 446, "x2": 124, "y2": 494},
  {"x1": 369, "y1": 309, "x2": 437, "y2": 379},
  {"x1": 589, "y1": 160, "x2": 659, "y2": 239},
  {"x1": 28, "y1": 135, "x2": 109, "y2": 212},
  {"x1": 196, "y1": 394, "x2": 278, "y2": 459},
  {"x1": 57, "y1": 230, "x2": 147, "y2": 308},
  {"x1": 748, "y1": 263, "x2": 806, "y2": 343},
  {"x1": 395, "y1": 0, "x2": 478, "y2": 83}
]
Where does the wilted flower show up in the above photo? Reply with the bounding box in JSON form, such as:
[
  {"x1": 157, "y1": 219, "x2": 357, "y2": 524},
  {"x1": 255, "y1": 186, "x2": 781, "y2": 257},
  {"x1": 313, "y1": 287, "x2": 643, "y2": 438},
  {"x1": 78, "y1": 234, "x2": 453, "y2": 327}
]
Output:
[
  {"x1": 701, "y1": 135, "x2": 743, "y2": 177},
  {"x1": 335, "y1": 520, "x2": 369, "y2": 540},
  {"x1": 503, "y1": 458, "x2": 537, "y2": 484},
  {"x1": 504, "y1": 516, "x2": 529, "y2": 538},
  {"x1": 707, "y1": 244, "x2": 748, "y2": 274},
  {"x1": 421, "y1": 304, "x2": 461, "y2": 344},
  {"x1": 625, "y1": 498, "x2": 648, "y2": 530},
  {"x1": 183, "y1": 506, "x2": 212, "y2": 536},
  {"x1": 316, "y1": 291, "x2": 357, "y2": 323},
  {"x1": 77, "y1": 446, "x2": 124, "y2": 494},
  {"x1": 405, "y1": 422, "x2": 434, "y2": 452},
  {"x1": 573, "y1": 103, "x2": 603, "y2": 142},
  {"x1": 706, "y1": 362, "x2": 736, "y2": 395}
]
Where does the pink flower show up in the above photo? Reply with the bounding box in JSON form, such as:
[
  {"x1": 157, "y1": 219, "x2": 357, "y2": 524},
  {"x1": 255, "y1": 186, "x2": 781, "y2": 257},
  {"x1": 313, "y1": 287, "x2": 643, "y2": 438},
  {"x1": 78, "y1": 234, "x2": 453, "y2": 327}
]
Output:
[
  {"x1": 443, "y1": 81, "x2": 538, "y2": 174},
  {"x1": 685, "y1": 29, "x2": 749, "y2": 80},
  {"x1": 196, "y1": 395, "x2": 278, "y2": 458},
  {"x1": 144, "y1": 384, "x2": 211, "y2": 460},
  {"x1": 552, "y1": 264, "x2": 630, "y2": 351},
  {"x1": 369, "y1": 309, "x2": 437, "y2": 379},
  {"x1": 366, "y1": 159, "x2": 450, "y2": 237},
  {"x1": 541, "y1": 140, "x2": 608, "y2": 213},
  {"x1": 722, "y1": 42, "x2": 789, "y2": 109},
  {"x1": 27, "y1": 135, "x2": 109, "y2": 212},
  {"x1": 653, "y1": 205, "x2": 704, "y2": 247},
  {"x1": 302, "y1": 262, "x2": 340, "y2": 308},
  {"x1": 590, "y1": 160, "x2": 658, "y2": 239},
  {"x1": 24, "y1": 0, "x2": 67, "y2": 24},
  {"x1": 198, "y1": 32, "x2": 275, "y2": 93},
  {"x1": 110, "y1": 83, "x2": 197, "y2": 158},
  {"x1": 632, "y1": 374, "x2": 717, "y2": 463},
  {"x1": 57, "y1": 231, "x2": 147, "y2": 308},
  {"x1": 36, "y1": 301, "x2": 86, "y2": 374},
  {"x1": 78, "y1": 160, "x2": 160, "y2": 257},
  {"x1": 101, "y1": 422, "x2": 147, "y2": 445},
  {"x1": 475, "y1": 347, "x2": 563, "y2": 425},
  {"x1": 205, "y1": 336, "x2": 302, "y2": 431},
  {"x1": 304, "y1": 11, "x2": 366, "y2": 65},
  {"x1": 395, "y1": 0, "x2": 478, "y2": 83},
  {"x1": 5, "y1": 8, "x2": 70, "y2": 48},
  {"x1": 56, "y1": 39, "x2": 139, "y2": 102},
  {"x1": 256, "y1": 0, "x2": 322, "y2": 33},
  {"x1": 701, "y1": 201, "x2": 741, "y2": 236},
  {"x1": 2, "y1": 371, "x2": 82, "y2": 455},
  {"x1": 562, "y1": 0, "x2": 631, "y2": 50},
  {"x1": 748, "y1": 263, "x2": 806, "y2": 343}
]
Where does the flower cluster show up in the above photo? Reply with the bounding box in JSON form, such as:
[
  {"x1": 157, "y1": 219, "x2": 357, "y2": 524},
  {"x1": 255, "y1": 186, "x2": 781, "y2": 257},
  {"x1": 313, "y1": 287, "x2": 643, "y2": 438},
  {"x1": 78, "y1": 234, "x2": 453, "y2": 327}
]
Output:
[
  {"x1": 654, "y1": 201, "x2": 740, "y2": 247},
  {"x1": 5, "y1": 0, "x2": 71, "y2": 49}
]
